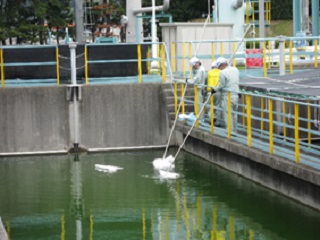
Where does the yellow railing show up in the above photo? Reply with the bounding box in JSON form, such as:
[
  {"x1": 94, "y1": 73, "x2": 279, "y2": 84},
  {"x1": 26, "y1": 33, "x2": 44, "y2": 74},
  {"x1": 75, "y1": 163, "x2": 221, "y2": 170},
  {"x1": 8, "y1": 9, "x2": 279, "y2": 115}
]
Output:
[{"x1": 173, "y1": 83, "x2": 320, "y2": 165}]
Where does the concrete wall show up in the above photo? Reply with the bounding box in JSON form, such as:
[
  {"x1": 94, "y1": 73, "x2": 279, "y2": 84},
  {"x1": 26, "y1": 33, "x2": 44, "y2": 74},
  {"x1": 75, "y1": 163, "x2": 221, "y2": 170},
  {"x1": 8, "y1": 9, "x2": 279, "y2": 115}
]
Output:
[
  {"x1": 78, "y1": 84, "x2": 170, "y2": 149},
  {"x1": 0, "y1": 84, "x2": 170, "y2": 154},
  {"x1": 0, "y1": 87, "x2": 69, "y2": 154},
  {"x1": 176, "y1": 123, "x2": 320, "y2": 210}
]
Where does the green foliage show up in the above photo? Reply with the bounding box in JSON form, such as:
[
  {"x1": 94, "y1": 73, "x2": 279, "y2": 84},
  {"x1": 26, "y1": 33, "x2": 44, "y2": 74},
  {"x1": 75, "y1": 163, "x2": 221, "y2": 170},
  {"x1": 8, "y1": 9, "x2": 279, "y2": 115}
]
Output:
[
  {"x1": 0, "y1": 0, "x2": 73, "y2": 45},
  {"x1": 271, "y1": 0, "x2": 293, "y2": 20}
]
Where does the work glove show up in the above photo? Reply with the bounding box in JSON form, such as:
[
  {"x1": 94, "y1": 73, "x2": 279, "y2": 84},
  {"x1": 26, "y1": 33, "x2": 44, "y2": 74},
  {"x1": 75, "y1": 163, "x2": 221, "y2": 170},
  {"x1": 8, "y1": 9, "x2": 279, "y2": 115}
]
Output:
[{"x1": 211, "y1": 88, "x2": 217, "y2": 94}]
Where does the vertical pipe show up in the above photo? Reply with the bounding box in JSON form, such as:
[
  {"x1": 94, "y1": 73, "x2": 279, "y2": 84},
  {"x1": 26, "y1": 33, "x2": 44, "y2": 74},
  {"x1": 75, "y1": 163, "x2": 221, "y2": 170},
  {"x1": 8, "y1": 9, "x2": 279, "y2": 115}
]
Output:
[
  {"x1": 245, "y1": 2, "x2": 249, "y2": 24},
  {"x1": 0, "y1": 48, "x2": 4, "y2": 88},
  {"x1": 278, "y1": 36, "x2": 286, "y2": 76},
  {"x1": 268, "y1": 40, "x2": 271, "y2": 69},
  {"x1": 89, "y1": 212, "x2": 93, "y2": 240},
  {"x1": 56, "y1": 47, "x2": 60, "y2": 85},
  {"x1": 171, "y1": 42, "x2": 176, "y2": 73},
  {"x1": 233, "y1": 42, "x2": 237, "y2": 67},
  {"x1": 84, "y1": 46, "x2": 89, "y2": 84},
  {"x1": 293, "y1": 0, "x2": 302, "y2": 36},
  {"x1": 259, "y1": 0, "x2": 265, "y2": 47},
  {"x1": 312, "y1": 0, "x2": 319, "y2": 36},
  {"x1": 75, "y1": 0, "x2": 84, "y2": 43},
  {"x1": 220, "y1": 42, "x2": 223, "y2": 56},
  {"x1": 269, "y1": 99, "x2": 274, "y2": 154},
  {"x1": 227, "y1": 92, "x2": 231, "y2": 139},
  {"x1": 289, "y1": 40, "x2": 293, "y2": 74},
  {"x1": 246, "y1": 95, "x2": 252, "y2": 147},
  {"x1": 69, "y1": 43, "x2": 79, "y2": 151},
  {"x1": 242, "y1": 95, "x2": 246, "y2": 127},
  {"x1": 294, "y1": 103, "x2": 300, "y2": 163},
  {"x1": 142, "y1": 208, "x2": 146, "y2": 240},
  {"x1": 229, "y1": 216, "x2": 235, "y2": 240},
  {"x1": 137, "y1": 44, "x2": 142, "y2": 83}
]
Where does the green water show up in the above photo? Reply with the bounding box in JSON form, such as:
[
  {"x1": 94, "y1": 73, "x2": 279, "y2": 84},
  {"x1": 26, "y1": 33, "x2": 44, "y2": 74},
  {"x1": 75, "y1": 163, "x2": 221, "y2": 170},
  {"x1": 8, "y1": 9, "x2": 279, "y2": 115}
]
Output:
[{"x1": 1, "y1": 149, "x2": 320, "y2": 240}]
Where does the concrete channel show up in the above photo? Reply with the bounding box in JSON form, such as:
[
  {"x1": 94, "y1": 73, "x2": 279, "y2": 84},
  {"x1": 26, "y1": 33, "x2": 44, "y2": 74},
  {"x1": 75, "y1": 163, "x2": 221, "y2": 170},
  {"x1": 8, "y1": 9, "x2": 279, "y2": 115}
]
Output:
[{"x1": 0, "y1": 82, "x2": 320, "y2": 212}]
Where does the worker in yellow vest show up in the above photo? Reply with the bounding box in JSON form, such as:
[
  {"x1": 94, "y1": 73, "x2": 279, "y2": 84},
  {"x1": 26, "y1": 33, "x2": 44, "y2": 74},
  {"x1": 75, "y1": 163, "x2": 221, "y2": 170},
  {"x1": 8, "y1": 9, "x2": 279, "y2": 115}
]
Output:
[{"x1": 207, "y1": 61, "x2": 221, "y2": 123}]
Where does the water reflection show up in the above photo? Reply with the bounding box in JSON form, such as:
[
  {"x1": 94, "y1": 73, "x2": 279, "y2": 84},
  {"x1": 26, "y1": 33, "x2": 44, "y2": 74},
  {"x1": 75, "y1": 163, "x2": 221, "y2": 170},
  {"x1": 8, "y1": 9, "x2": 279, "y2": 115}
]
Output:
[{"x1": 1, "y1": 150, "x2": 320, "y2": 239}]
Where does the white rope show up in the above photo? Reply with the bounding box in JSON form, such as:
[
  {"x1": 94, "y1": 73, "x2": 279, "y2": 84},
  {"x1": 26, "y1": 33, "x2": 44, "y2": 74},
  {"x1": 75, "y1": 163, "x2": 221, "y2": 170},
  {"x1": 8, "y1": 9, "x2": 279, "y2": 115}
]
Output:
[{"x1": 163, "y1": 82, "x2": 189, "y2": 158}]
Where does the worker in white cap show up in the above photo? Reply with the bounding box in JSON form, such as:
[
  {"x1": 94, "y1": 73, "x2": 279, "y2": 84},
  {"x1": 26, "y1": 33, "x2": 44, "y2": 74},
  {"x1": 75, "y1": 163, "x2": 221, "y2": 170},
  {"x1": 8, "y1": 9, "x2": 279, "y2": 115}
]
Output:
[
  {"x1": 187, "y1": 57, "x2": 206, "y2": 120},
  {"x1": 213, "y1": 57, "x2": 240, "y2": 134}
]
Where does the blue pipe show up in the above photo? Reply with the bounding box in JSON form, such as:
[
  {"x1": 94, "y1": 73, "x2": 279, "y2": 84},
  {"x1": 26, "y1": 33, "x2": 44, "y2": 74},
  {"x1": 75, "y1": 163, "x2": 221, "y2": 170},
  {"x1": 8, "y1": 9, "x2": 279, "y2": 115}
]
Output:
[
  {"x1": 293, "y1": 0, "x2": 301, "y2": 36},
  {"x1": 312, "y1": 0, "x2": 319, "y2": 36}
]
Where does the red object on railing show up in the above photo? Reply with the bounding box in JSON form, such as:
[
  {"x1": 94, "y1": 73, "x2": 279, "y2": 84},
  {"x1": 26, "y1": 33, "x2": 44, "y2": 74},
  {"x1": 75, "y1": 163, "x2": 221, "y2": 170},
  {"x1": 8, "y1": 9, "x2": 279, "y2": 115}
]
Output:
[{"x1": 246, "y1": 49, "x2": 263, "y2": 67}]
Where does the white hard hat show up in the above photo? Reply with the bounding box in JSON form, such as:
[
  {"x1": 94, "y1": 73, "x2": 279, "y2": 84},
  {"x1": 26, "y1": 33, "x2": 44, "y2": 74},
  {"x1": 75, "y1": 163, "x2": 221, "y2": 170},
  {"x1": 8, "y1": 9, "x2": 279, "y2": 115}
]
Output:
[
  {"x1": 211, "y1": 60, "x2": 218, "y2": 68},
  {"x1": 216, "y1": 57, "x2": 228, "y2": 67},
  {"x1": 190, "y1": 57, "x2": 200, "y2": 67}
]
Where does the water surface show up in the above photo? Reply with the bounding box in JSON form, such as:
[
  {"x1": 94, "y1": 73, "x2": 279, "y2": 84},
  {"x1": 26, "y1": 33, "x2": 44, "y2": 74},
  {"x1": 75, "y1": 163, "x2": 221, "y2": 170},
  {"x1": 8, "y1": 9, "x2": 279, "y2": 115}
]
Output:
[{"x1": 0, "y1": 149, "x2": 320, "y2": 239}]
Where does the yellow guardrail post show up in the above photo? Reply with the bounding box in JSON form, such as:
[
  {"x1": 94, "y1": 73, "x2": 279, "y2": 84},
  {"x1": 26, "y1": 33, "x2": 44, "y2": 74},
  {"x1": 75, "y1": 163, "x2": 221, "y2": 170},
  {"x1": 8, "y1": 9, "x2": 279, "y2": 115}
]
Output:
[
  {"x1": 174, "y1": 82, "x2": 178, "y2": 114},
  {"x1": 61, "y1": 214, "x2": 65, "y2": 240},
  {"x1": 182, "y1": 42, "x2": 186, "y2": 76},
  {"x1": 246, "y1": 95, "x2": 252, "y2": 146},
  {"x1": 210, "y1": 94, "x2": 214, "y2": 134},
  {"x1": 56, "y1": 46, "x2": 60, "y2": 85},
  {"x1": 268, "y1": 40, "x2": 271, "y2": 69},
  {"x1": 211, "y1": 42, "x2": 215, "y2": 62},
  {"x1": 227, "y1": 92, "x2": 231, "y2": 139},
  {"x1": 294, "y1": 103, "x2": 300, "y2": 163},
  {"x1": 147, "y1": 46, "x2": 151, "y2": 75},
  {"x1": 283, "y1": 102, "x2": 287, "y2": 141},
  {"x1": 233, "y1": 42, "x2": 237, "y2": 67},
  {"x1": 263, "y1": 42, "x2": 267, "y2": 77},
  {"x1": 220, "y1": 42, "x2": 223, "y2": 56},
  {"x1": 137, "y1": 44, "x2": 142, "y2": 83},
  {"x1": 269, "y1": 99, "x2": 274, "y2": 154},
  {"x1": 307, "y1": 102, "x2": 311, "y2": 146},
  {"x1": 181, "y1": 83, "x2": 185, "y2": 114},
  {"x1": 0, "y1": 48, "x2": 4, "y2": 88},
  {"x1": 194, "y1": 86, "x2": 199, "y2": 128},
  {"x1": 161, "y1": 44, "x2": 166, "y2": 83},
  {"x1": 90, "y1": 211, "x2": 94, "y2": 240},
  {"x1": 260, "y1": 97, "x2": 264, "y2": 134},
  {"x1": 171, "y1": 42, "x2": 176, "y2": 74},
  {"x1": 289, "y1": 40, "x2": 293, "y2": 74},
  {"x1": 84, "y1": 45, "x2": 89, "y2": 84},
  {"x1": 314, "y1": 40, "x2": 318, "y2": 68},
  {"x1": 245, "y1": 2, "x2": 249, "y2": 24}
]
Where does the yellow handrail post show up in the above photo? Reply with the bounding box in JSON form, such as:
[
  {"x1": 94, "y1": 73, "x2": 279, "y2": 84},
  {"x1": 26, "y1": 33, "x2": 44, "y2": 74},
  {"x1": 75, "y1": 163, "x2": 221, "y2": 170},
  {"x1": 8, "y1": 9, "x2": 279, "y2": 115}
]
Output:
[
  {"x1": 289, "y1": 40, "x2": 293, "y2": 74},
  {"x1": 263, "y1": 42, "x2": 267, "y2": 78},
  {"x1": 161, "y1": 44, "x2": 166, "y2": 83},
  {"x1": 269, "y1": 99, "x2": 274, "y2": 154},
  {"x1": 268, "y1": 40, "x2": 271, "y2": 69},
  {"x1": 294, "y1": 103, "x2": 300, "y2": 163},
  {"x1": 211, "y1": 42, "x2": 215, "y2": 62},
  {"x1": 194, "y1": 86, "x2": 199, "y2": 128},
  {"x1": 227, "y1": 92, "x2": 231, "y2": 139},
  {"x1": 137, "y1": 44, "x2": 142, "y2": 83},
  {"x1": 147, "y1": 46, "x2": 151, "y2": 75},
  {"x1": 314, "y1": 40, "x2": 318, "y2": 68},
  {"x1": 245, "y1": 2, "x2": 249, "y2": 24},
  {"x1": 56, "y1": 47, "x2": 60, "y2": 85},
  {"x1": 181, "y1": 83, "x2": 185, "y2": 114},
  {"x1": 246, "y1": 95, "x2": 252, "y2": 146},
  {"x1": 210, "y1": 94, "x2": 214, "y2": 134},
  {"x1": 0, "y1": 48, "x2": 4, "y2": 88},
  {"x1": 174, "y1": 82, "x2": 178, "y2": 114},
  {"x1": 182, "y1": 42, "x2": 186, "y2": 76},
  {"x1": 84, "y1": 45, "x2": 89, "y2": 84},
  {"x1": 283, "y1": 102, "x2": 287, "y2": 141},
  {"x1": 220, "y1": 42, "x2": 223, "y2": 56},
  {"x1": 260, "y1": 97, "x2": 264, "y2": 134},
  {"x1": 233, "y1": 42, "x2": 237, "y2": 67},
  {"x1": 171, "y1": 42, "x2": 176, "y2": 74},
  {"x1": 307, "y1": 102, "x2": 311, "y2": 146}
]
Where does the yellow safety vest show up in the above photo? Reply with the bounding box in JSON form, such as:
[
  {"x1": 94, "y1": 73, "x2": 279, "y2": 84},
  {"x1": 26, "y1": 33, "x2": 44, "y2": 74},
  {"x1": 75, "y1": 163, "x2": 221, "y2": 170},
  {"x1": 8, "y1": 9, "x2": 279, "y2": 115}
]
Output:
[{"x1": 207, "y1": 69, "x2": 220, "y2": 91}]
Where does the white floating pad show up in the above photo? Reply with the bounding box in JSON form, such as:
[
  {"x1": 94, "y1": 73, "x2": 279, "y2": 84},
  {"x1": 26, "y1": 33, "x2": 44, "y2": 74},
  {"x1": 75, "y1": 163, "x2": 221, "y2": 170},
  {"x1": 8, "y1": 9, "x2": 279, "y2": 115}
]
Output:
[
  {"x1": 159, "y1": 170, "x2": 180, "y2": 179},
  {"x1": 152, "y1": 155, "x2": 175, "y2": 171},
  {"x1": 95, "y1": 164, "x2": 123, "y2": 173}
]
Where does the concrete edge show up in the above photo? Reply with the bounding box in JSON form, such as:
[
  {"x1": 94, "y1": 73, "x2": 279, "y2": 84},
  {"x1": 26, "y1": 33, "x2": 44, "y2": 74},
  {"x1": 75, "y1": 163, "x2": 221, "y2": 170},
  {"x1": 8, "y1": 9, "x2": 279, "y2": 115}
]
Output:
[
  {"x1": 175, "y1": 122, "x2": 320, "y2": 187},
  {"x1": 87, "y1": 145, "x2": 167, "y2": 153},
  {"x1": 0, "y1": 150, "x2": 68, "y2": 157}
]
